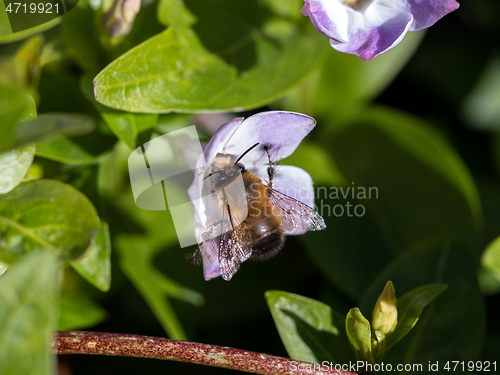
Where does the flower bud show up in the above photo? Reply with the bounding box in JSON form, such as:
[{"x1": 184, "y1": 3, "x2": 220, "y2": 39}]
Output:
[
  {"x1": 102, "y1": 0, "x2": 141, "y2": 38},
  {"x1": 372, "y1": 281, "x2": 398, "y2": 335}
]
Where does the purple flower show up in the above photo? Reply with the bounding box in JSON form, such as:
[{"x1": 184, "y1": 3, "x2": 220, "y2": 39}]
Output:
[
  {"x1": 188, "y1": 111, "x2": 320, "y2": 280},
  {"x1": 302, "y1": 0, "x2": 459, "y2": 61}
]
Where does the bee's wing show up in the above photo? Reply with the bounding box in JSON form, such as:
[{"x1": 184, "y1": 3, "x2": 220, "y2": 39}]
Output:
[
  {"x1": 267, "y1": 188, "x2": 326, "y2": 234},
  {"x1": 218, "y1": 204, "x2": 252, "y2": 281}
]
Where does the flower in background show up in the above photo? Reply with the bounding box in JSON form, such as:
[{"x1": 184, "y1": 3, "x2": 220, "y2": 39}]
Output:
[
  {"x1": 102, "y1": 0, "x2": 141, "y2": 38},
  {"x1": 302, "y1": 0, "x2": 459, "y2": 61},
  {"x1": 188, "y1": 111, "x2": 323, "y2": 280}
]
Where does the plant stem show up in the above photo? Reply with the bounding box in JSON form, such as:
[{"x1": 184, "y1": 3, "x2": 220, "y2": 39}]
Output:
[{"x1": 53, "y1": 331, "x2": 357, "y2": 375}]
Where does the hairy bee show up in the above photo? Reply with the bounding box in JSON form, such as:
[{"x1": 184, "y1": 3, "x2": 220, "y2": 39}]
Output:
[{"x1": 191, "y1": 143, "x2": 326, "y2": 281}]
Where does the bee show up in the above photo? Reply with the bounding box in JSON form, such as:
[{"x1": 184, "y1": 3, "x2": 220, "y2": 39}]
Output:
[{"x1": 191, "y1": 142, "x2": 326, "y2": 281}]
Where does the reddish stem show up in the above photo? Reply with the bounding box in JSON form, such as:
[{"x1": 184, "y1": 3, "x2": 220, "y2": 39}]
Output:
[{"x1": 54, "y1": 331, "x2": 357, "y2": 375}]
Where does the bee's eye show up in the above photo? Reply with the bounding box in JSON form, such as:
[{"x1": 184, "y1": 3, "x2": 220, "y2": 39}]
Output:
[{"x1": 236, "y1": 162, "x2": 245, "y2": 171}]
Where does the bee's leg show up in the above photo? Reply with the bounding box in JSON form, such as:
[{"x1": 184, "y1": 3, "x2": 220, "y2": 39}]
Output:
[{"x1": 263, "y1": 145, "x2": 274, "y2": 189}]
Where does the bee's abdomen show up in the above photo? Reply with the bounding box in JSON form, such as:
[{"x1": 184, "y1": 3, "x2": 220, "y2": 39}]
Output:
[
  {"x1": 245, "y1": 218, "x2": 285, "y2": 260},
  {"x1": 241, "y1": 169, "x2": 286, "y2": 260}
]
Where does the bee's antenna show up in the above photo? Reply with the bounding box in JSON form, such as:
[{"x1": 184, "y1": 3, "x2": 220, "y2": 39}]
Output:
[{"x1": 235, "y1": 142, "x2": 259, "y2": 164}]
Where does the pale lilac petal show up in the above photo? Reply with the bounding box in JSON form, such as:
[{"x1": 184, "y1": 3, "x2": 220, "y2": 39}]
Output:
[
  {"x1": 384, "y1": 0, "x2": 460, "y2": 31},
  {"x1": 202, "y1": 117, "x2": 244, "y2": 168},
  {"x1": 302, "y1": 0, "x2": 349, "y2": 42},
  {"x1": 200, "y1": 240, "x2": 221, "y2": 280},
  {"x1": 330, "y1": 4, "x2": 413, "y2": 60},
  {"x1": 221, "y1": 111, "x2": 316, "y2": 165},
  {"x1": 303, "y1": 0, "x2": 457, "y2": 60}
]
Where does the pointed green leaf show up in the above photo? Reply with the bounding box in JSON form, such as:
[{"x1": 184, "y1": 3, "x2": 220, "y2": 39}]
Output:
[
  {"x1": 0, "y1": 144, "x2": 36, "y2": 195},
  {"x1": 157, "y1": 0, "x2": 196, "y2": 27},
  {"x1": 479, "y1": 236, "x2": 500, "y2": 294},
  {"x1": 265, "y1": 290, "x2": 352, "y2": 364},
  {"x1": 0, "y1": 251, "x2": 58, "y2": 375},
  {"x1": 71, "y1": 220, "x2": 111, "y2": 291},
  {"x1": 94, "y1": 0, "x2": 326, "y2": 112},
  {"x1": 387, "y1": 283, "x2": 447, "y2": 349},
  {"x1": 0, "y1": 35, "x2": 43, "y2": 90},
  {"x1": 35, "y1": 137, "x2": 98, "y2": 165},
  {"x1": 0, "y1": 180, "x2": 99, "y2": 262},
  {"x1": 481, "y1": 236, "x2": 500, "y2": 283},
  {"x1": 462, "y1": 55, "x2": 500, "y2": 131},
  {"x1": 5, "y1": 113, "x2": 96, "y2": 152},
  {"x1": 0, "y1": 84, "x2": 34, "y2": 151},
  {"x1": 68, "y1": 167, "x2": 111, "y2": 292},
  {"x1": 0, "y1": 87, "x2": 37, "y2": 195},
  {"x1": 346, "y1": 307, "x2": 375, "y2": 364}
]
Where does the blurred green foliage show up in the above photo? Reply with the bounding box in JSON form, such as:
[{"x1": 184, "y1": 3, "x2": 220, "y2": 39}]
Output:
[{"x1": 0, "y1": 0, "x2": 499, "y2": 374}]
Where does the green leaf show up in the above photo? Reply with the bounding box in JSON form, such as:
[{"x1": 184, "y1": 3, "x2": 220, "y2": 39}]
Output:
[
  {"x1": 481, "y1": 236, "x2": 500, "y2": 286},
  {"x1": 94, "y1": 0, "x2": 326, "y2": 112},
  {"x1": 0, "y1": 35, "x2": 44, "y2": 91},
  {"x1": 0, "y1": 0, "x2": 11, "y2": 36},
  {"x1": 304, "y1": 106, "x2": 482, "y2": 299},
  {"x1": 8, "y1": 113, "x2": 97, "y2": 151},
  {"x1": 157, "y1": 0, "x2": 196, "y2": 27},
  {"x1": 69, "y1": 166, "x2": 111, "y2": 292},
  {"x1": 58, "y1": 292, "x2": 106, "y2": 331},
  {"x1": 0, "y1": 179, "x2": 99, "y2": 262},
  {"x1": 81, "y1": 76, "x2": 158, "y2": 149},
  {"x1": 0, "y1": 84, "x2": 35, "y2": 151},
  {"x1": 265, "y1": 290, "x2": 353, "y2": 364},
  {"x1": 260, "y1": 0, "x2": 303, "y2": 19},
  {"x1": 0, "y1": 251, "x2": 58, "y2": 375},
  {"x1": 0, "y1": 144, "x2": 36, "y2": 195},
  {"x1": 0, "y1": 89, "x2": 37, "y2": 194},
  {"x1": 71, "y1": 219, "x2": 111, "y2": 292},
  {"x1": 35, "y1": 137, "x2": 98, "y2": 165},
  {"x1": 359, "y1": 242, "x2": 485, "y2": 366},
  {"x1": 387, "y1": 283, "x2": 447, "y2": 349},
  {"x1": 462, "y1": 54, "x2": 500, "y2": 131},
  {"x1": 346, "y1": 307, "x2": 375, "y2": 364}
]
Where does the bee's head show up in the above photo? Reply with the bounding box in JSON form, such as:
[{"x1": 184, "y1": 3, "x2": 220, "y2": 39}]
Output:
[
  {"x1": 206, "y1": 142, "x2": 257, "y2": 190},
  {"x1": 205, "y1": 164, "x2": 241, "y2": 190}
]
